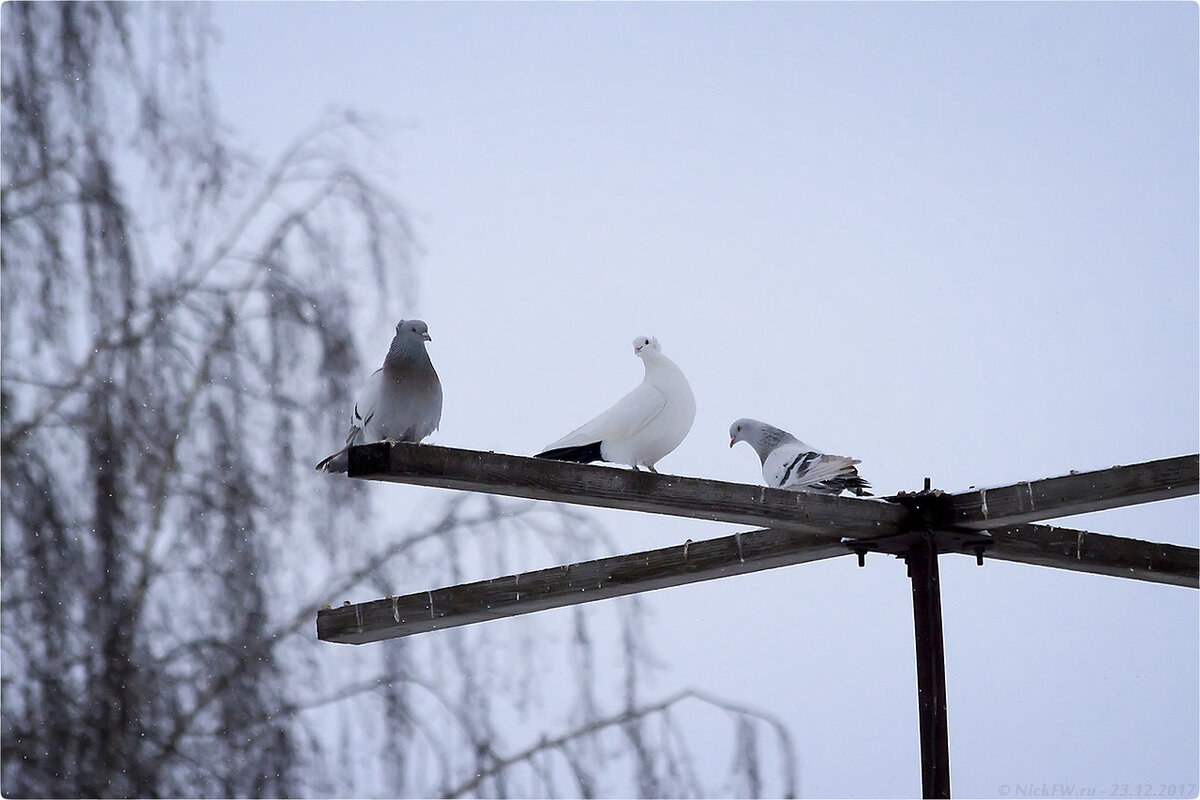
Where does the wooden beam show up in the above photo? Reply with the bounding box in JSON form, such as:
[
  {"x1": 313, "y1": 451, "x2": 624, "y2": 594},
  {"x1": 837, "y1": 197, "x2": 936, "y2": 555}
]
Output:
[
  {"x1": 954, "y1": 523, "x2": 1199, "y2": 588},
  {"x1": 947, "y1": 455, "x2": 1198, "y2": 530},
  {"x1": 316, "y1": 517, "x2": 1199, "y2": 645},
  {"x1": 907, "y1": 536, "x2": 951, "y2": 798},
  {"x1": 325, "y1": 445, "x2": 1198, "y2": 645},
  {"x1": 347, "y1": 442, "x2": 906, "y2": 537},
  {"x1": 318, "y1": 526, "x2": 850, "y2": 644}
]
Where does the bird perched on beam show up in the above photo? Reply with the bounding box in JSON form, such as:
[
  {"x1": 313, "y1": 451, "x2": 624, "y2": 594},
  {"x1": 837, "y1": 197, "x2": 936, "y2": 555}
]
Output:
[
  {"x1": 729, "y1": 418, "x2": 871, "y2": 496},
  {"x1": 536, "y1": 335, "x2": 695, "y2": 473},
  {"x1": 316, "y1": 319, "x2": 442, "y2": 473}
]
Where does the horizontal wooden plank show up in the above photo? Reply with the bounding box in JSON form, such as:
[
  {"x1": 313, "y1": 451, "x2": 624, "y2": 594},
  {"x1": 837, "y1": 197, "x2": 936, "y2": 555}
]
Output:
[
  {"x1": 318, "y1": 526, "x2": 851, "y2": 644},
  {"x1": 956, "y1": 523, "x2": 1199, "y2": 588},
  {"x1": 948, "y1": 455, "x2": 1198, "y2": 529},
  {"x1": 347, "y1": 442, "x2": 906, "y2": 537},
  {"x1": 317, "y1": 518, "x2": 1199, "y2": 644}
]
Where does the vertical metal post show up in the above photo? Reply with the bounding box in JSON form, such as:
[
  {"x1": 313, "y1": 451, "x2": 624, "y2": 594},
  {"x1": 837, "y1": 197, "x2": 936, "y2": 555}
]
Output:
[{"x1": 909, "y1": 532, "x2": 951, "y2": 798}]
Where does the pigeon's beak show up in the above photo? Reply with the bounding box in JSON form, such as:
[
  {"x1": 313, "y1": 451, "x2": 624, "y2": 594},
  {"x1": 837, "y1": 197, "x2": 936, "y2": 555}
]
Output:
[
  {"x1": 423, "y1": 333, "x2": 432, "y2": 342},
  {"x1": 729, "y1": 438, "x2": 736, "y2": 448}
]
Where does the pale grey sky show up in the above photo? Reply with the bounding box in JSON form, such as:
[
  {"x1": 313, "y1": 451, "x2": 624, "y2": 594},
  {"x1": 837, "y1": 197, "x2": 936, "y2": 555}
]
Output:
[{"x1": 211, "y1": 2, "x2": 1198, "y2": 796}]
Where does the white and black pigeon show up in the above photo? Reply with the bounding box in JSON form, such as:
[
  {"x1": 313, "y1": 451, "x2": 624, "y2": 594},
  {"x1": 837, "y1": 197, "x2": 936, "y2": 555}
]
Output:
[
  {"x1": 315, "y1": 319, "x2": 443, "y2": 473},
  {"x1": 729, "y1": 418, "x2": 871, "y2": 496},
  {"x1": 536, "y1": 335, "x2": 695, "y2": 472}
]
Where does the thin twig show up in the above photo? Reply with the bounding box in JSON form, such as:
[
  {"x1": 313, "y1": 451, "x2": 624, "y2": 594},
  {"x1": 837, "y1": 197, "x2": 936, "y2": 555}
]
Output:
[{"x1": 441, "y1": 688, "x2": 798, "y2": 799}]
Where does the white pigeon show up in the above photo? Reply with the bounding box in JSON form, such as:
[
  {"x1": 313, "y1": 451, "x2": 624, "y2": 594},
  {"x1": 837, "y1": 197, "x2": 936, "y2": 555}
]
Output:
[
  {"x1": 729, "y1": 418, "x2": 871, "y2": 496},
  {"x1": 536, "y1": 335, "x2": 696, "y2": 472},
  {"x1": 315, "y1": 319, "x2": 443, "y2": 473}
]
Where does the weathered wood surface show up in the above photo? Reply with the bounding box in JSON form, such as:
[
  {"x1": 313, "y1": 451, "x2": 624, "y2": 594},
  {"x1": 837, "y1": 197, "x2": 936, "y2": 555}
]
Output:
[
  {"x1": 350, "y1": 445, "x2": 1197, "y2": 533},
  {"x1": 319, "y1": 520, "x2": 1199, "y2": 643},
  {"x1": 348, "y1": 442, "x2": 906, "y2": 537},
  {"x1": 318, "y1": 525, "x2": 850, "y2": 644},
  {"x1": 908, "y1": 534, "x2": 951, "y2": 799},
  {"x1": 947, "y1": 455, "x2": 1198, "y2": 529},
  {"x1": 323, "y1": 445, "x2": 1199, "y2": 644},
  {"x1": 956, "y1": 523, "x2": 1199, "y2": 588}
]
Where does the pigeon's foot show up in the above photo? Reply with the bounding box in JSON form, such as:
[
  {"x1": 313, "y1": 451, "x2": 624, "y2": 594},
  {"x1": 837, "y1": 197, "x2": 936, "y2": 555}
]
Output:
[
  {"x1": 646, "y1": 464, "x2": 659, "y2": 474},
  {"x1": 383, "y1": 437, "x2": 400, "y2": 446}
]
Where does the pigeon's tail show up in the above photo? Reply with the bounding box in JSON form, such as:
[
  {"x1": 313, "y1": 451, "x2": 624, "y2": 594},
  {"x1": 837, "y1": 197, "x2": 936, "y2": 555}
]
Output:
[
  {"x1": 535, "y1": 441, "x2": 605, "y2": 464},
  {"x1": 315, "y1": 448, "x2": 349, "y2": 473},
  {"x1": 845, "y1": 475, "x2": 873, "y2": 497},
  {"x1": 817, "y1": 471, "x2": 873, "y2": 497}
]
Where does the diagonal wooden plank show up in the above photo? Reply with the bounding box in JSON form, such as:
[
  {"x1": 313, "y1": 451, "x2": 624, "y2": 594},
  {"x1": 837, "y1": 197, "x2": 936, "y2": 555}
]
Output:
[
  {"x1": 347, "y1": 442, "x2": 906, "y2": 537},
  {"x1": 318, "y1": 526, "x2": 851, "y2": 644},
  {"x1": 947, "y1": 454, "x2": 1198, "y2": 529},
  {"x1": 950, "y1": 523, "x2": 1199, "y2": 588}
]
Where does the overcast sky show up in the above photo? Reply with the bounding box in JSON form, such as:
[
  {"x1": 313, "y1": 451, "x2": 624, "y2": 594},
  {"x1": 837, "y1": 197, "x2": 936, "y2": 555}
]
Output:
[{"x1": 211, "y1": 3, "x2": 1198, "y2": 796}]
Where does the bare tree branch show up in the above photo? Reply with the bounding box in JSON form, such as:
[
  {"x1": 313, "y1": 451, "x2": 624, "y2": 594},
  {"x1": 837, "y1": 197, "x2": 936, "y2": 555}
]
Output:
[
  {"x1": 442, "y1": 688, "x2": 798, "y2": 799},
  {"x1": 2, "y1": 7, "x2": 798, "y2": 797}
]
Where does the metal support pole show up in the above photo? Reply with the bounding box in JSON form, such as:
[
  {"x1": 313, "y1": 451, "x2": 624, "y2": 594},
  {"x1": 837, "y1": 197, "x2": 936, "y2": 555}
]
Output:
[{"x1": 908, "y1": 533, "x2": 951, "y2": 798}]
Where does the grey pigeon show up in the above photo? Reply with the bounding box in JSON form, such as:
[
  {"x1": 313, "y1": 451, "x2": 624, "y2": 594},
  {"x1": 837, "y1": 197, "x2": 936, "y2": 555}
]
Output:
[
  {"x1": 315, "y1": 319, "x2": 442, "y2": 473},
  {"x1": 536, "y1": 335, "x2": 695, "y2": 472},
  {"x1": 729, "y1": 418, "x2": 871, "y2": 495}
]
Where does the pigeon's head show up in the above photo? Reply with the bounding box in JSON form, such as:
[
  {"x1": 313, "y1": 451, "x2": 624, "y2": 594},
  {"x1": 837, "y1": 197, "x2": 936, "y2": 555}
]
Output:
[
  {"x1": 632, "y1": 335, "x2": 660, "y2": 357},
  {"x1": 729, "y1": 418, "x2": 759, "y2": 449},
  {"x1": 730, "y1": 418, "x2": 793, "y2": 460},
  {"x1": 729, "y1": 417, "x2": 778, "y2": 451},
  {"x1": 396, "y1": 319, "x2": 432, "y2": 343}
]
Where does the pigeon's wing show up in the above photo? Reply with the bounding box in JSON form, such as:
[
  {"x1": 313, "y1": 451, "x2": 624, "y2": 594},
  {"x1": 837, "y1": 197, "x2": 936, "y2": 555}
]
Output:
[
  {"x1": 543, "y1": 383, "x2": 667, "y2": 451},
  {"x1": 767, "y1": 443, "x2": 862, "y2": 491},
  {"x1": 346, "y1": 368, "x2": 384, "y2": 446}
]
